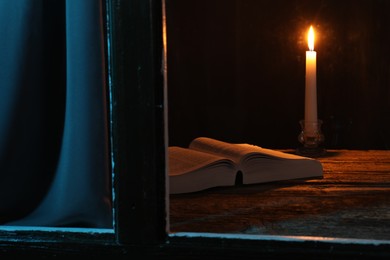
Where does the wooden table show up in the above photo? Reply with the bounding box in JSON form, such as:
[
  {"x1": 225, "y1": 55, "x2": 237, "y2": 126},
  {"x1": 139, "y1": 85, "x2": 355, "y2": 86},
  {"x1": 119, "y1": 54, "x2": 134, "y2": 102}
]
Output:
[{"x1": 169, "y1": 150, "x2": 390, "y2": 241}]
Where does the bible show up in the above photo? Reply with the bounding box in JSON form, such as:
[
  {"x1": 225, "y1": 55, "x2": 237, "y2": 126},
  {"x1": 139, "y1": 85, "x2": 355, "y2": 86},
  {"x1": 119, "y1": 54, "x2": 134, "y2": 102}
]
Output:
[{"x1": 169, "y1": 137, "x2": 323, "y2": 194}]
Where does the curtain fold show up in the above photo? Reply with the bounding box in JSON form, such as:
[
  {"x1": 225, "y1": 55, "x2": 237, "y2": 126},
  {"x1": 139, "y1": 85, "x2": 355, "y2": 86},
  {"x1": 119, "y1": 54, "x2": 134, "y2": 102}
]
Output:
[{"x1": 0, "y1": 0, "x2": 112, "y2": 228}]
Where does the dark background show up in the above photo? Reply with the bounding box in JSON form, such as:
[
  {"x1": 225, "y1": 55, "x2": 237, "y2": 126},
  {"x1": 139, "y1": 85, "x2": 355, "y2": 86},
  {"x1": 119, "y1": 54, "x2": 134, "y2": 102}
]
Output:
[{"x1": 166, "y1": 0, "x2": 390, "y2": 150}]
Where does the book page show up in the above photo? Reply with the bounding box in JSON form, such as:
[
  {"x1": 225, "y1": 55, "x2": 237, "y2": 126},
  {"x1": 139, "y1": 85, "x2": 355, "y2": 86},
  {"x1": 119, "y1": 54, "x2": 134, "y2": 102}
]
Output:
[
  {"x1": 189, "y1": 137, "x2": 256, "y2": 163},
  {"x1": 189, "y1": 137, "x2": 313, "y2": 162},
  {"x1": 235, "y1": 143, "x2": 312, "y2": 160},
  {"x1": 169, "y1": 146, "x2": 234, "y2": 176}
]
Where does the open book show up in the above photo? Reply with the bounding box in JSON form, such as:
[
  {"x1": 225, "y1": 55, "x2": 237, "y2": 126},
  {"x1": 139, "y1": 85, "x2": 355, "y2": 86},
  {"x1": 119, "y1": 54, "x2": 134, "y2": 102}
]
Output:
[{"x1": 169, "y1": 137, "x2": 323, "y2": 194}]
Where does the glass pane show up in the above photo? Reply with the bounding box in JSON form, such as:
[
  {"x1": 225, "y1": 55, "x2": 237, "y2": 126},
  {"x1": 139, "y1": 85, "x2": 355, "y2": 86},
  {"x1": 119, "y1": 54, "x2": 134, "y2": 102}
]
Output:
[{"x1": 166, "y1": 0, "x2": 390, "y2": 241}]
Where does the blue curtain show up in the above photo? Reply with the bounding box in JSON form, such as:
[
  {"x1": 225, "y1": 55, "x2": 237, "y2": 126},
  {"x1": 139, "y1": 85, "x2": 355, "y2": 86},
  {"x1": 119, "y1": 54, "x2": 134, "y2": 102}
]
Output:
[{"x1": 0, "y1": 0, "x2": 112, "y2": 228}]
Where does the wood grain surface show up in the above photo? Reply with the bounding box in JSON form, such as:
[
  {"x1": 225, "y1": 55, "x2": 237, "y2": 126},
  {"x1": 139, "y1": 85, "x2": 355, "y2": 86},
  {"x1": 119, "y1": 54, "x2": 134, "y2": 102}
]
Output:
[{"x1": 169, "y1": 150, "x2": 390, "y2": 240}]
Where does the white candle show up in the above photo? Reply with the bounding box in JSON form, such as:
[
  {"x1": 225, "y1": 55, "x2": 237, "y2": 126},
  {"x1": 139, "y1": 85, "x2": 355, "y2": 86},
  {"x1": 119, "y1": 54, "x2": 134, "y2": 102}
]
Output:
[{"x1": 305, "y1": 26, "x2": 318, "y2": 135}]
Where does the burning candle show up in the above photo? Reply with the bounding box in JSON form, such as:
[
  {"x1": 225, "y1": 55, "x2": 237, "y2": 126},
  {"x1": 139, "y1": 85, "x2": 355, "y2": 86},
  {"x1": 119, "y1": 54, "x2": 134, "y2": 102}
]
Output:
[{"x1": 305, "y1": 26, "x2": 317, "y2": 135}]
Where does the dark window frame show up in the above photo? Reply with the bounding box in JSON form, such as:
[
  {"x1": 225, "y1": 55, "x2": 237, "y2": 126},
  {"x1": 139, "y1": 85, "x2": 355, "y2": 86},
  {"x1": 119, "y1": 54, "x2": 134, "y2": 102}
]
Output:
[{"x1": 0, "y1": 0, "x2": 389, "y2": 258}]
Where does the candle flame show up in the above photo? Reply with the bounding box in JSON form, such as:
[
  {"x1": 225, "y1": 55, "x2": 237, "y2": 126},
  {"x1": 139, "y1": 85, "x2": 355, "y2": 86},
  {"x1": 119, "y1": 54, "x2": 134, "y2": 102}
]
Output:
[{"x1": 308, "y1": 26, "x2": 314, "y2": 51}]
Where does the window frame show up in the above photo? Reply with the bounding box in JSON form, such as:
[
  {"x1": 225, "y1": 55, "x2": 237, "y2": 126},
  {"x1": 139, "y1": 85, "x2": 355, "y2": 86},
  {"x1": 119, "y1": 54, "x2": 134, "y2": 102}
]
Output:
[{"x1": 0, "y1": 0, "x2": 389, "y2": 258}]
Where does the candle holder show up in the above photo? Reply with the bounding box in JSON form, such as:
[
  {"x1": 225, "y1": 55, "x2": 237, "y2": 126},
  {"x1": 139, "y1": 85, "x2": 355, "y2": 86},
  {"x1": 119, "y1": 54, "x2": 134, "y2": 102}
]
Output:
[{"x1": 297, "y1": 119, "x2": 326, "y2": 157}]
